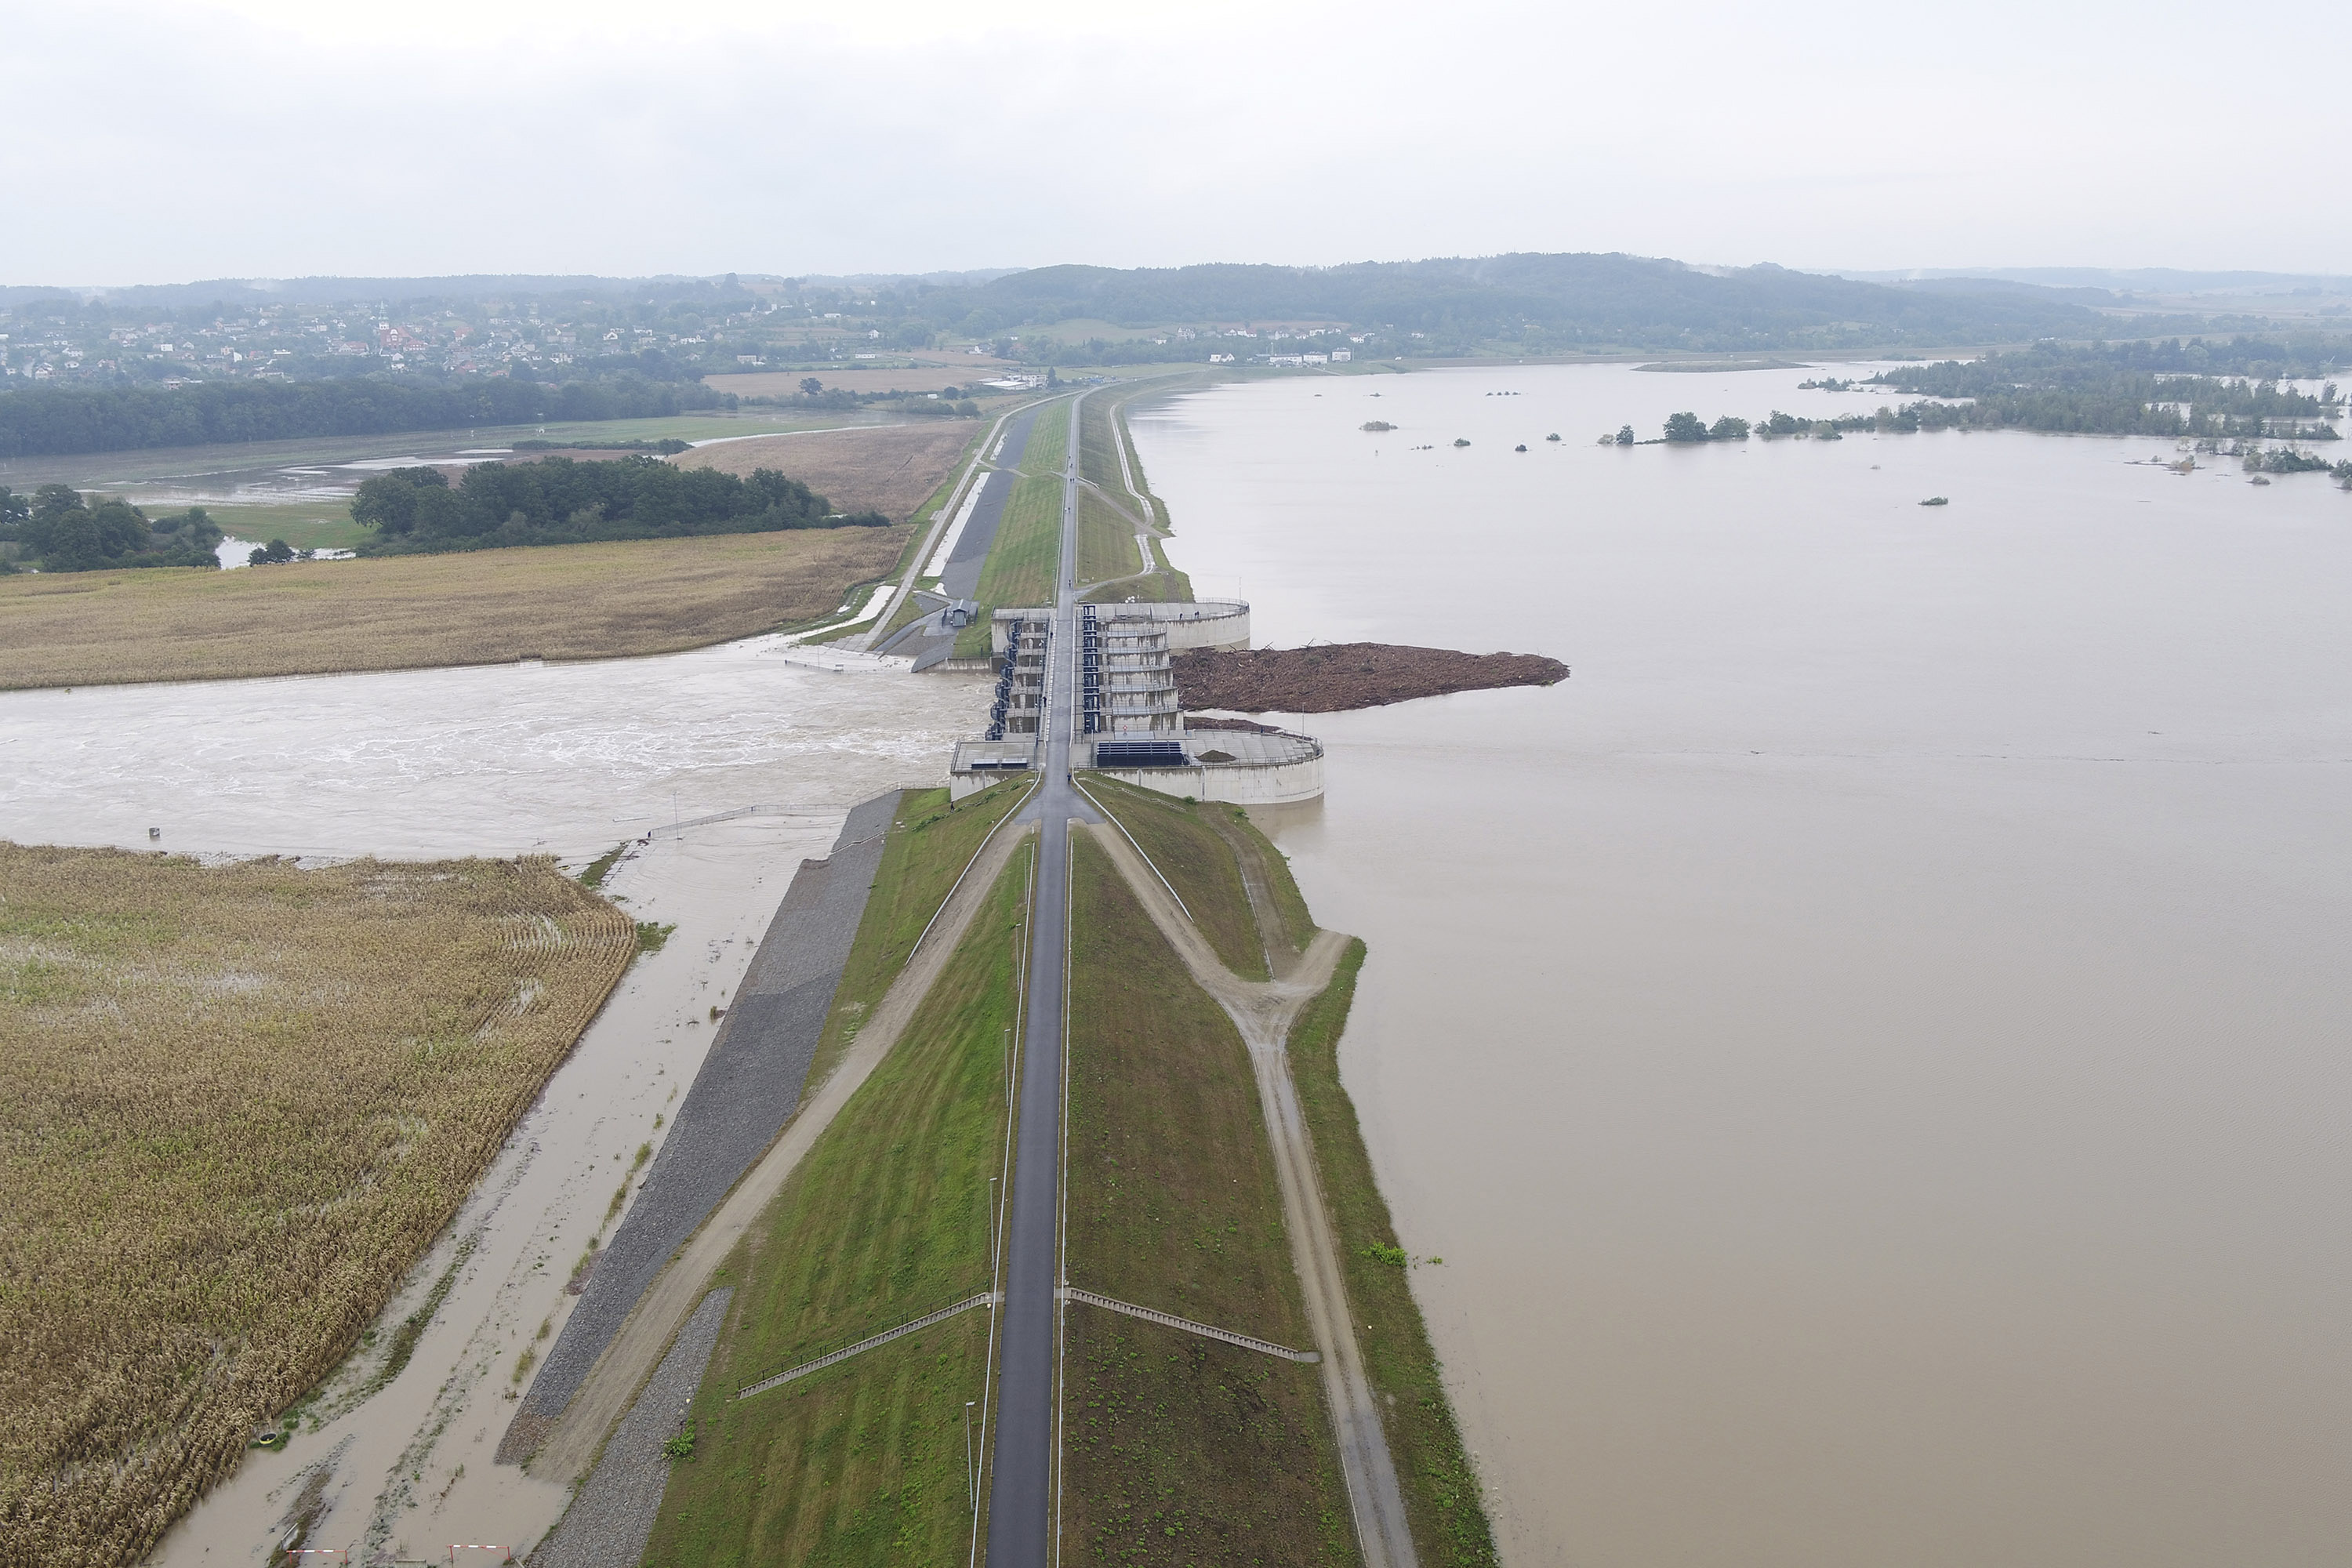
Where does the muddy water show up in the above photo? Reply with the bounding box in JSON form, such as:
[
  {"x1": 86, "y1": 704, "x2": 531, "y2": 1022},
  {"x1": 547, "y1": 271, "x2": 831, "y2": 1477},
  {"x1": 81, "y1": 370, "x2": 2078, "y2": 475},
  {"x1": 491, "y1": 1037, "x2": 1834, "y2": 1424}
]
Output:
[
  {"x1": 1132, "y1": 366, "x2": 2352, "y2": 1568},
  {"x1": 0, "y1": 641, "x2": 983, "y2": 1563}
]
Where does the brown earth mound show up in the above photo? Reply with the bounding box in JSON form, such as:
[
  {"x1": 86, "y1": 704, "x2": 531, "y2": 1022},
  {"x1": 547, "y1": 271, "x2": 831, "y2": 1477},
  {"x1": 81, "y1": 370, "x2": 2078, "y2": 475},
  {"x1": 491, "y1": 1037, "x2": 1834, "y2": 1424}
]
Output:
[{"x1": 1174, "y1": 642, "x2": 1567, "y2": 713}]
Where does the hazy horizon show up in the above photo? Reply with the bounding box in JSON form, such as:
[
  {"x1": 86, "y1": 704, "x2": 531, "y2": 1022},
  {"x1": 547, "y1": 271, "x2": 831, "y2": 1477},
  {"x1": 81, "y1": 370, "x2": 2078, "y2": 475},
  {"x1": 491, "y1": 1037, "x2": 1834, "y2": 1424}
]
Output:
[{"x1": 8, "y1": 0, "x2": 2343, "y2": 287}]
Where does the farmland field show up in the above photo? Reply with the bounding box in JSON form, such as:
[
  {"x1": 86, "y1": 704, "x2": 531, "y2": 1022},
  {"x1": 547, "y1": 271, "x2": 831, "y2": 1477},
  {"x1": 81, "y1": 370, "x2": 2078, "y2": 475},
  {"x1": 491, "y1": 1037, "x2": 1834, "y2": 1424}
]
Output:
[
  {"x1": 0, "y1": 844, "x2": 635, "y2": 1566},
  {"x1": 669, "y1": 423, "x2": 978, "y2": 522},
  {"x1": 0, "y1": 525, "x2": 908, "y2": 690}
]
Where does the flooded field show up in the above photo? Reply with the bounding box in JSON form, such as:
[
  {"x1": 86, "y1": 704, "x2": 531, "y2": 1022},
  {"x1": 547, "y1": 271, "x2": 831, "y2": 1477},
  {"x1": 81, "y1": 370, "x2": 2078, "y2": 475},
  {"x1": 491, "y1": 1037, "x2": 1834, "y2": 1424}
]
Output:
[
  {"x1": 0, "y1": 641, "x2": 984, "y2": 1562},
  {"x1": 1133, "y1": 364, "x2": 2352, "y2": 1568}
]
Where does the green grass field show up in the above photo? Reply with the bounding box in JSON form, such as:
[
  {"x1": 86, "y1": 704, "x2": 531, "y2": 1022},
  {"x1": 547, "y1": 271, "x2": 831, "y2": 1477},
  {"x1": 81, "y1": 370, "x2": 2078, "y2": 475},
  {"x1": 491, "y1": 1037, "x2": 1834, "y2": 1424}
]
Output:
[
  {"x1": 1062, "y1": 833, "x2": 1356, "y2": 1568},
  {"x1": 182, "y1": 503, "x2": 372, "y2": 553},
  {"x1": 645, "y1": 843, "x2": 1032, "y2": 1568},
  {"x1": 1076, "y1": 491, "x2": 1140, "y2": 586},
  {"x1": 1080, "y1": 779, "x2": 1267, "y2": 981},
  {"x1": 1019, "y1": 401, "x2": 1070, "y2": 477}
]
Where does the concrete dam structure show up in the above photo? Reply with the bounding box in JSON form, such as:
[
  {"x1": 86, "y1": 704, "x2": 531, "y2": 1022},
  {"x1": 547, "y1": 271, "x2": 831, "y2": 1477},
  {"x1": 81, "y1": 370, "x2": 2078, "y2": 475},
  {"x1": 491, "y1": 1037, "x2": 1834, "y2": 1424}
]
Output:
[{"x1": 948, "y1": 597, "x2": 1325, "y2": 805}]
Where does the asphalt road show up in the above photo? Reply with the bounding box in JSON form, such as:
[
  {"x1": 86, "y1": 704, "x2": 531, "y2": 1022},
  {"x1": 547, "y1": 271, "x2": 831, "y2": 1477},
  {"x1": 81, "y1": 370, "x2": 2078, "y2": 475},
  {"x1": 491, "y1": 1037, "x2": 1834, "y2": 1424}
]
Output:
[{"x1": 985, "y1": 390, "x2": 1089, "y2": 1566}]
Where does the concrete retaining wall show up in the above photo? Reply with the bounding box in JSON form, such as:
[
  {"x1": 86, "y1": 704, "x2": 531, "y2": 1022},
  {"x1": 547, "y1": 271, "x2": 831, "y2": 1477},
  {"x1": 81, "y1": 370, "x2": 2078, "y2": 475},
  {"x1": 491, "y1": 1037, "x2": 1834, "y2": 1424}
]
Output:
[
  {"x1": 1103, "y1": 598, "x2": 1250, "y2": 652},
  {"x1": 1088, "y1": 752, "x2": 1324, "y2": 805}
]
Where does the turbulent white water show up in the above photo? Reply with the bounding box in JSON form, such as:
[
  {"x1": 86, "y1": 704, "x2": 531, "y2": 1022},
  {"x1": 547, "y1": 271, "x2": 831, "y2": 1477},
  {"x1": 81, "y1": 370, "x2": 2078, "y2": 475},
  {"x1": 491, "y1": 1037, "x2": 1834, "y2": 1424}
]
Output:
[
  {"x1": 1133, "y1": 363, "x2": 2352, "y2": 1568},
  {"x1": 0, "y1": 636, "x2": 985, "y2": 1563}
]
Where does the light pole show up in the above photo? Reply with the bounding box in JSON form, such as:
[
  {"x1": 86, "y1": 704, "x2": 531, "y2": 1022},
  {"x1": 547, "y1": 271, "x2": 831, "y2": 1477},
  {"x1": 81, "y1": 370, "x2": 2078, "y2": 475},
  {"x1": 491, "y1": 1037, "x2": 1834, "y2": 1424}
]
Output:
[{"x1": 989, "y1": 1177, "x2": 999, "y2": 1282}]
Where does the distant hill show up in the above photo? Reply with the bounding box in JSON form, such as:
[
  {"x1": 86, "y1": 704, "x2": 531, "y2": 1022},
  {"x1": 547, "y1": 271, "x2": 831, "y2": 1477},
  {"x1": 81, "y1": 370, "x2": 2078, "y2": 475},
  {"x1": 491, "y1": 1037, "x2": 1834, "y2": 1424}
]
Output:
[
  {"x1": 927, "y1": 253, "x2": 2132, "y2": 353},
  {"x1": 1839, "y1": 266, "x2": 2352, "y2": 299}
]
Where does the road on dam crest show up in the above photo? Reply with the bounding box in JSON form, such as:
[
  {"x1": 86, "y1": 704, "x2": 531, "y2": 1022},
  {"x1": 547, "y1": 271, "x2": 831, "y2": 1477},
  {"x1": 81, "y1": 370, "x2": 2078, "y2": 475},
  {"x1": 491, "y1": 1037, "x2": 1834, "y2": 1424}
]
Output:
[{"x1": 985, "y1": 389, "x2": 1094, "y2": 1566}]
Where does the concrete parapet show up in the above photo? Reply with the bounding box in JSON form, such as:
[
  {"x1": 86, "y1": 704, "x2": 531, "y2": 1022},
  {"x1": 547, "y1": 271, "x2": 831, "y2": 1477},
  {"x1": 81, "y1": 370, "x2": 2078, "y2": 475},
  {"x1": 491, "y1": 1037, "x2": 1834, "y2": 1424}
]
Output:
[
  {"x1": 993, "y1": 598, "x2": 1250, "y2": 654},
  {"x1": 951, "y1": 738, "x2": 1039, "y2": 800},
  {"x1": 1100, "y1": 597, "x2": 1250, "y2": 652},
  {"x1": 1083, "y1": 728, "x2": 1325, "y2": 805}
]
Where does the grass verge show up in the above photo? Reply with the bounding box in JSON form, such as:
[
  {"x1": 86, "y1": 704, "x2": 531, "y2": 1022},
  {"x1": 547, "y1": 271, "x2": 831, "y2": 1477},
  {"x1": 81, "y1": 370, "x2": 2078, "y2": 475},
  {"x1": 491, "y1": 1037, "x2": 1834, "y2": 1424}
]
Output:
[
  {"x1": 1287, "y1": 942, "x2": 1500, "y2": 1568},
  {"x1": 0, "y1": 526, "x2": 910, "y2": 691},
  {"x1": 644, "y1": 845, "x2": 1031, "y2": 1567},
  {"x1": 1063, "y1": 833, "x2": 1355, "y2": 1566},
  {"x1": 0, "y1": 846, "x2": 633, "y2": 1567},
  {"x1": 804, "y1": 779, "x2": 1030, "y2": 1093},
  {"x1": 1076, "y1": 490, "x2": 1142, "y2": 585},
  {"x1": 1080, "y1": 777, "x2": 1267, "y2": 981}
]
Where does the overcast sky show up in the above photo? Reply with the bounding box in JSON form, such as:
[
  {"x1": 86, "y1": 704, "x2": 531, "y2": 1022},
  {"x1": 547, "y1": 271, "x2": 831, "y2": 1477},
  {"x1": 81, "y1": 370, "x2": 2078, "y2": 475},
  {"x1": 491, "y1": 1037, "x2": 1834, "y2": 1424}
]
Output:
[{"x1": 7, "y1": 0, "x2": 2345, "y2": 286}]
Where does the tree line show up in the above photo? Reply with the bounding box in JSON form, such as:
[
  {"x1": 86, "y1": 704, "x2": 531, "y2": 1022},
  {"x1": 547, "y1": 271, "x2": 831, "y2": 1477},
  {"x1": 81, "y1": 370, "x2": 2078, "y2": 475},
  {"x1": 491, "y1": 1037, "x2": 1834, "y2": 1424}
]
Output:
[
  {"x1": 0, "y1": 485, "x2": 223, "y2": 572},
  {"x1": 0, "y1": 373, "x2": 738, "y2": 459},
  {"x1": 1866, "y1": 342, "x2": 2339, "y2": 438},
  {"x1": 1611, "y1": 339, "x2": 2347, "y2": 446},
  {"x1": 349, "y1": 456, "x2": 887, "y2": 554}
]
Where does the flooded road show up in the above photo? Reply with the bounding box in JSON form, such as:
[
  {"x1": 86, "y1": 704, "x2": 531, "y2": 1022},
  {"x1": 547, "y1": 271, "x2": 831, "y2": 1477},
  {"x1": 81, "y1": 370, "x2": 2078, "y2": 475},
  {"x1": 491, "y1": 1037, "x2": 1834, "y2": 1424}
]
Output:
[
  {"x1": 1132, "y1": 365, "x2": 2352, "y2": 1568},
  {"x1": 0, "y1": 639, "x2": 984, "y2": 1563}
]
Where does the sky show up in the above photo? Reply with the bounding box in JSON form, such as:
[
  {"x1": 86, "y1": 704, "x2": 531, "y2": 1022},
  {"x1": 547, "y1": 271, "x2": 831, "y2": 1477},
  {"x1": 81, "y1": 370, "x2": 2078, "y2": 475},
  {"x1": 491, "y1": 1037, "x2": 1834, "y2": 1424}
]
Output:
[{"x1": 5, "y1": 0, "x2": 2346, "y2": 286}]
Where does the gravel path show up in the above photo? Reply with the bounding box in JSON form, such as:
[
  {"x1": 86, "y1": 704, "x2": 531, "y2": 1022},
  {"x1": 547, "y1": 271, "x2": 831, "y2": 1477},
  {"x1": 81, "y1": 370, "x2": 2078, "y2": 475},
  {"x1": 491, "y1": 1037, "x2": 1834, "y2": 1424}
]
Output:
[
  {"x1": 1083, "y1": 822, "x2": 1418, "y2": 1568},
  {"x1": 527, "y1": 1287, "x2": 732, "y2": 1567},
  {"x1": 499, "y1": 793, "x2": 898, "y2": 1465}
]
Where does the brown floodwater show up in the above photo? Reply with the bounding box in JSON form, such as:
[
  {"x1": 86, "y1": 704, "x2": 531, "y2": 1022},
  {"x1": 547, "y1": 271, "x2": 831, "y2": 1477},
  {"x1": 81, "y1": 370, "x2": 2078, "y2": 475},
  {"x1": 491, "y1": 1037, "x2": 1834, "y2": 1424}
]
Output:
[
  {"x1": 0, "y1": 640, "x2": 985, "y2": 1563},
  {"x1": 1132, "y1": 365, "x2": 2352, "y2": 1568}
]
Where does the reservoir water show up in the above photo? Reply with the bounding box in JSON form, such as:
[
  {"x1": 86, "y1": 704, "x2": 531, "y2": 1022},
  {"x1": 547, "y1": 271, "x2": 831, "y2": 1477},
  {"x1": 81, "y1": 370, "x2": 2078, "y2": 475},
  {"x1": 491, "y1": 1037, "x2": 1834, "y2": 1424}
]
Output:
[{"x1": 1131, "y1": 365, "x2": 2352, "y2": 1568}]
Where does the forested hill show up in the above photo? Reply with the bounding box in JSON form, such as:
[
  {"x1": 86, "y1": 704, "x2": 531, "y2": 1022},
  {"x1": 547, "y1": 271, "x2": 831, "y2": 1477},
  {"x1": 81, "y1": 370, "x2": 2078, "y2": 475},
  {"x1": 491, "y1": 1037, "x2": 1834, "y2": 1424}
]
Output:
[{"x1": 939, "y1": 255, "x2": 2148, "y2": 353}]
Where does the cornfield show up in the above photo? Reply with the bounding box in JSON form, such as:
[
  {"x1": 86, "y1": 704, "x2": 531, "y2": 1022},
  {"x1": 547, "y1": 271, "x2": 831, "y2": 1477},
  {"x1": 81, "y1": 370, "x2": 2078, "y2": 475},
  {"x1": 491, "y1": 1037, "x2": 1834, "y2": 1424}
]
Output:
[
  {"x1": 0, "y1": 524, "x2": 910, "y2": 691},
  {"x1": 0, "y1": 844, "x2": 635, "y2": 1565}
]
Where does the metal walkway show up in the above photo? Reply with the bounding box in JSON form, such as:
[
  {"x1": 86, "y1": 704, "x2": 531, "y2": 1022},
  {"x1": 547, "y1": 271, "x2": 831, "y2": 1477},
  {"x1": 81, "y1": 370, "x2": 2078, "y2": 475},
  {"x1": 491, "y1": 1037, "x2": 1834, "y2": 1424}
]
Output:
[
  {"x1": 1058, "y1": 1288, "x2": 1321, "y2": 1363},
  {"x1": 736, "y1": 1293, "x2": 1003, "y2": 1401}
]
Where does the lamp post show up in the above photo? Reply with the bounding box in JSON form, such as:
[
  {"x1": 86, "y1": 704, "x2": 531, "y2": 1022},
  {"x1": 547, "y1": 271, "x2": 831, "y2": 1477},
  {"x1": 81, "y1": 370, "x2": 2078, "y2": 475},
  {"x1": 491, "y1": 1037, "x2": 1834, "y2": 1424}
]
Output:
[{"x1": 964, "y1": 1400, "x2": 978, "y2": 1504}]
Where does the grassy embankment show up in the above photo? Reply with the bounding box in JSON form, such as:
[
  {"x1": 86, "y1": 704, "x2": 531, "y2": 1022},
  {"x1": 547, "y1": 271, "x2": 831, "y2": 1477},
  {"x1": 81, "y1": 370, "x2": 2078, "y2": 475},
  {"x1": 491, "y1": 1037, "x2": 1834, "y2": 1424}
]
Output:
[
  {"x1": 795, "y1": 423, "x2": 997, "y2": 648},
  {"x1": 1073, "y1": 779, "x2": 1501, "y2": 1568},
  {"x1": 1079, "y1": 393, "x2": 1191, "y2": 603},
  {"x1": 1076, "y1": 490, "x2": 1142, "y2": 586},
  {"x1": 645, "y1": 804, "x2": 1034, "y2": 1566},
  {"x1": 803, "y1": 781, "x2": 1031, "y2": 1094},
  {"x1": 1019, "y1": 399, "x2": 1071, "y2": 478},
  {"x1": 1081, "y1": 779, "x2": 1268, "y2": 981},
  {"x1": 872, "y1": 395, "x2": 1074, "y2": 650},
  {"x1": 0, "y1": 847, "x2": 634, "y2": 1567},
  {"x1": 0, "y1": 525, "x2": 908, "y2": 691},
  {"x1": 1062, "y1": 832, "x2": 1357, "y2": 1566},
  {"x1": 952, "y1": 470, "x2": 1063, "y2": 657}
]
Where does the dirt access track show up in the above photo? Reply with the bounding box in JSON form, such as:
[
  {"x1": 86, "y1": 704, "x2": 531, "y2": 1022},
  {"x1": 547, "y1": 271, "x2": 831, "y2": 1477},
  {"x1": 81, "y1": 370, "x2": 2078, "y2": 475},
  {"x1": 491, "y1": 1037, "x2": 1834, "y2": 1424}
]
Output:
[
  {"x1": 1175, "y1": 642, "x2": 1568, "y2": 713},
  {"x1": 670, "y1": 423, "x2": 975, "y2": 522}
]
